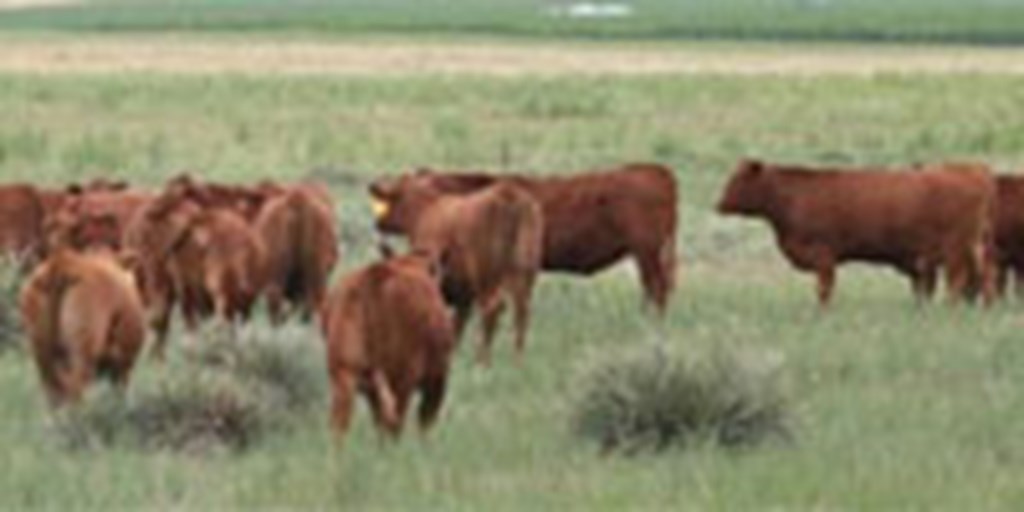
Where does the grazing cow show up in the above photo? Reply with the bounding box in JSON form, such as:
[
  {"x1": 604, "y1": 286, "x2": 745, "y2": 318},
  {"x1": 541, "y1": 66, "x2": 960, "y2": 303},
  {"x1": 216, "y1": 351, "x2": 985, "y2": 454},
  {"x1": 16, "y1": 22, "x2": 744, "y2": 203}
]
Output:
[
  {"x1": 320, "y1": 250, "x2": 456, "y2": 439},
  {"x1": 19, "y1": 248, "x2": 146, "y2": 407},
  {"x1": 127, "y1": 190, "x2": 265, "y2": 354},
  {"x1": 371, "y1": 164, "x2": 678, "y2": 313},
  {"x1": 0, "y1": 184, "x2": 52, "y2": 266},
  {"x1": 717, "y1": 159, "x2": 996, "y2": 305},
  {"x1": 994, "y1": 174, "x2": 1024, "y2": 297},
  {"x1": 43, "y1": 188, "x2": 153, "y2": 255},
  {"x1": 370, "y1": 175, "x2": 543, "y2": 365},
  {"x1": 254, "y1": 183, "x2": 339, "y2": 324}
]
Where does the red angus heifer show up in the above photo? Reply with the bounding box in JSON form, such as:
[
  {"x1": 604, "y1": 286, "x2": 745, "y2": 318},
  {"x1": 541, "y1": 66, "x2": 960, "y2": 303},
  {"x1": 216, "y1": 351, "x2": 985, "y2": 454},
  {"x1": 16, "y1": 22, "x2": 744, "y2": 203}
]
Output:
[
  {"x1": 320, "y1": 251, "x2": 455, "y2": 439},
  {"x1": 717, "y1": 159, "x2": 996, "y2": 306},
  {"x1": 371, "y1": 175, "x2": 543, "y2": 365}
]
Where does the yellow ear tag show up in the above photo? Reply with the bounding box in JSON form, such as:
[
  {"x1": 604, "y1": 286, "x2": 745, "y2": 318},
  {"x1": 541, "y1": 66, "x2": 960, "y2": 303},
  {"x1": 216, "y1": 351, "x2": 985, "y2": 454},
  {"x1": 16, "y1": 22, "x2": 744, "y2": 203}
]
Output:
[{"x1": 370, "y1": 198, "x2": 390, "y2": 218}]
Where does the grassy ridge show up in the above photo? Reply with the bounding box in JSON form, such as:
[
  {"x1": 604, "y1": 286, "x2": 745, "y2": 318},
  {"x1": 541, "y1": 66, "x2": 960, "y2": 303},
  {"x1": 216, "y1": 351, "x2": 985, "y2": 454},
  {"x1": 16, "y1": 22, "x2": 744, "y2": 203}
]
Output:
[
  {"x1": 1, "y1": 72, "x2": 1024, "y2": 508},
  {"x1": 3, "y1": 0, "x2": 1024, "y2": 44}
]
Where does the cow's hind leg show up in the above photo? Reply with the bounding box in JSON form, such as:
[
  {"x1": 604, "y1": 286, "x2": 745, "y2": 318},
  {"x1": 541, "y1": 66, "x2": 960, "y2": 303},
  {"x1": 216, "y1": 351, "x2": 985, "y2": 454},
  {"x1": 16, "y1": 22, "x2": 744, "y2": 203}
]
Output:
[
  {"x1": 943, "y1": 245, "x2": 974, "y2": 304},
  {"x1": 417, "y1": 373, "x2": 448, "y2": 432},
  {"x1": 452, "y1": 302, "x2": 473, "y2": 344},
  {"x1": 58, "y1": 349, "x2": 96, "y2": 405},
  {"x1": 909, "y1": 260, "x2": 938, "y2": 304},
  {"x1": 477, "y1": 291, "x2": 506, "y2": 367},
  {"x1": 634, "y1": 247, "x2": 674, "y2": 316},
  {"x1": 329, "y1": 369, "x2": 358, "y2": 439},
  {"x1": 507, "y1": 272, "x2": 536, "y2": 361},
  {"x1": 265, "y1": 284, "x2": 286, "y2": 325},
  {"x1": 366, "y1": 370, "x2": 401, "y2": 438}
]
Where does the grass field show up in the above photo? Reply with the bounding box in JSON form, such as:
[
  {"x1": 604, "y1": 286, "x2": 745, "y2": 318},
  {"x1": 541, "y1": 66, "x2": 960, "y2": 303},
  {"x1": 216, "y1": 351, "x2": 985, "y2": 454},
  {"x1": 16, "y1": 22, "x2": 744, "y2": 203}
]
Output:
[
  {"x1": 1, "y1": 44, "x2": 1024, "y2": 508},
  {"x1": 3, "y1": 0, "x2": 1024, "y2": 44}
]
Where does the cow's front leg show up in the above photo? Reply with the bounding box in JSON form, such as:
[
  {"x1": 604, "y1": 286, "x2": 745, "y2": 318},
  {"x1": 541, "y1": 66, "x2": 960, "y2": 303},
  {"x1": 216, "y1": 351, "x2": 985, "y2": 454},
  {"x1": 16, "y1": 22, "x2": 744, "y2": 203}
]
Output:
[{"x1": 779, "y1": 237, "x2": 836, "y2": 307}]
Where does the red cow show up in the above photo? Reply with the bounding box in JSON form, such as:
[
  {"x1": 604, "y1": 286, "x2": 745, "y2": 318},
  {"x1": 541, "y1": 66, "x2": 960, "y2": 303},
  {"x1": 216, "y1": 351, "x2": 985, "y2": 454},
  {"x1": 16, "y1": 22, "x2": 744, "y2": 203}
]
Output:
[
  {"x1": 370, "y1": 175, "x2": 543, "y2": 365},
  {"x1": 255, "y1": 182, "x2": 339, "y2": 324},
  {"x1": 320, "y1": 250, "x2": 456, "y2": 439},
  {"x1": 717, "y1": 159, "x2": 996, "y2": 305},
  {"x1": 20, "y1": 248, "x2": 146, "y2": 406}
]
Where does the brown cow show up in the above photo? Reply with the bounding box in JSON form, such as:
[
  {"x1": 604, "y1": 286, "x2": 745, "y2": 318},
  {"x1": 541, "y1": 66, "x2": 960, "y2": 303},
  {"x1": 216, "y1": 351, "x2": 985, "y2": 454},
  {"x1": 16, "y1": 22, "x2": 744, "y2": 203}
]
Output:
[
  {"x1": 370, "y1": 175, "x2": 543, "y2": 365},
  {"x1": 43, "y1": 188, "x2": 153, "y2": 255},
  {"x1": 320, "y1": 250, "x2": 456, "y2": 439},
  {"x1": 254, "y1": 183, "x2": 339, "y2": 324},
  {"x1": 127, "y1": 189, "x2": 265, "y2": 355},
  {"x1": 994, "y1": 174, "x2": 1024, "y2": 297},
  {"x1": 717, "y1": 159, "x2": 996, "y2": 305},
  {"x1": 0, "y1": 184, "x2": 52, "y2": 266},
  {"x1": 372, "y1": 164, "x2": 678, "y2": 313},
  {"x1": 19, "y1": 248, "x2": 146, "y2": 406}
]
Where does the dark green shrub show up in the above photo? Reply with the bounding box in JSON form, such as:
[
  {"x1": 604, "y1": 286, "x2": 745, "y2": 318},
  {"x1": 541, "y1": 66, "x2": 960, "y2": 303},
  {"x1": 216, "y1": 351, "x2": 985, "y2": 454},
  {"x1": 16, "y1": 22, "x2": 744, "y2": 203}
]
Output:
[
  {"x1": 56, "y1": 322, "x2": 327, "y2": 455},
  {"x1": 570, "y1": 343, "x2": 791, "y2": 455}
]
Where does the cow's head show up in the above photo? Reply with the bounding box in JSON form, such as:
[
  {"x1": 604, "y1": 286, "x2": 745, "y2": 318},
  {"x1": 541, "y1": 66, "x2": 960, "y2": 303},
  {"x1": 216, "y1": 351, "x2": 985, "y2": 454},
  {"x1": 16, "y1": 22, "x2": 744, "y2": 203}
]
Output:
[
  {"x1": 144, "y1": 188, "x2": 204, "y2": 260},
  {"x1": 717, "y1": 159, "x2": 773, "y2": 216},
  {"x1": 367, "y1": 171, "x2": 446, "y2": 234}
]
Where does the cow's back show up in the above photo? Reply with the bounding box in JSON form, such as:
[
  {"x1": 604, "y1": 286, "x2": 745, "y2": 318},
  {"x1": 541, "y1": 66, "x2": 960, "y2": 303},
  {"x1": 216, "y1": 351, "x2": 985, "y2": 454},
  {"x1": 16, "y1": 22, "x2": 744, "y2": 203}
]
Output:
[
  {"x1": 323, "y1": 258, "x2": 452, "y2": 377},
  {"x1": 523, "y1": 163, "x2": 676, "y2": 271}
]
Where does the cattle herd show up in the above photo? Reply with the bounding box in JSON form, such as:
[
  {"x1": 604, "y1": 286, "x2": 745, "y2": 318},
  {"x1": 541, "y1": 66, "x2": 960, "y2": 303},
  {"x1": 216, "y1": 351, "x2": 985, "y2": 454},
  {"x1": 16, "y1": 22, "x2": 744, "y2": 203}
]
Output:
[{"x1": 4, "y1": 157, "x2": 1023, "y2": 441}]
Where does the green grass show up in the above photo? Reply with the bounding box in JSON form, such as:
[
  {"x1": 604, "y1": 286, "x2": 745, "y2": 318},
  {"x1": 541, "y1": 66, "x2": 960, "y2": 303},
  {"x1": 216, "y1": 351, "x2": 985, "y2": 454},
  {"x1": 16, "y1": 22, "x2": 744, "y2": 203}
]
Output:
[
  {"x1": 2, "y1": 70, "x2": 1024, "y2": 508},
  {"x1": 3, "y1": 0, "x2": 1024, "y2": 44}
]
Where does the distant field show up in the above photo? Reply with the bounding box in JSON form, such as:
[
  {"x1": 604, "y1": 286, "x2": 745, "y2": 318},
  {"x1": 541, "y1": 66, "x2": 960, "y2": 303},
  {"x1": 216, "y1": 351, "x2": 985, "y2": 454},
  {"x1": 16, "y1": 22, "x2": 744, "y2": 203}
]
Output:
[{"x1": 2, "y1": 0, "x2": 1024, "y2": 44}]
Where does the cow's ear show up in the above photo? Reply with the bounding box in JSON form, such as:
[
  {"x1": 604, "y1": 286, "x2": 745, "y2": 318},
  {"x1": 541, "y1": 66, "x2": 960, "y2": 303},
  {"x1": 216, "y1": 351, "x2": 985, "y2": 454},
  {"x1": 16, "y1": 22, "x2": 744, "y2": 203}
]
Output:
[
  {"x1": 368, "y1": 178, "x2": 397, "y2": 199},
  {"x1": 65, "y1": 183, "x2": 84, "y2": 195},
  {"x1": 741, "y1": 159, "x2": 764, "y2": 176},
  {"x1": 414, "y1": 167, "x2": 434, "y2": 176}
]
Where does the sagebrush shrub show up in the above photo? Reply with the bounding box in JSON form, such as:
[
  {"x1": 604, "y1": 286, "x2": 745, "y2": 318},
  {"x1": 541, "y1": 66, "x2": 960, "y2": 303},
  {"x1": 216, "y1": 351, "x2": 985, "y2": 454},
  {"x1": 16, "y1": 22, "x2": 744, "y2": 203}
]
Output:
[
  {"x1": 570, "y1": 343, "x2": 791, "y2": 455},
  {"x1": 56, "y1": 322, "x2": 327, "y2": 454}
]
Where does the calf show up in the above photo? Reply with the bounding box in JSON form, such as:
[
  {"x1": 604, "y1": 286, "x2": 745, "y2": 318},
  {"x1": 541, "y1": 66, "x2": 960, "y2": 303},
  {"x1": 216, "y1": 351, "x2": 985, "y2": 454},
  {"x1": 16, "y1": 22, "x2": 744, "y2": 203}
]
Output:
[
  {"x1": 717, "y1": 159, "x2": 996, "y2": 305},
  {"x1": 19, "y1": 248, "x2": 146, "y2": 406},
  {"x1": 371, "y1": 175, "x2": 543, "y2": 365},
  {"x1": 320, "y1": 251, "x2": 455, "y2": 439},
  {"x1": 255, "y1": 182, "x2": 339, "y2": 324}
]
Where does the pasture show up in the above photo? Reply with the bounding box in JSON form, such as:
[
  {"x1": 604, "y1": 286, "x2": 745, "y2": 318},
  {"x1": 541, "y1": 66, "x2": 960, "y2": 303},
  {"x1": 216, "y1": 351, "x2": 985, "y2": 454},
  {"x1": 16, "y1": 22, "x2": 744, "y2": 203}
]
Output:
[{"x1": 2, "y1": 35, "x2": 1024, "y2": 509}]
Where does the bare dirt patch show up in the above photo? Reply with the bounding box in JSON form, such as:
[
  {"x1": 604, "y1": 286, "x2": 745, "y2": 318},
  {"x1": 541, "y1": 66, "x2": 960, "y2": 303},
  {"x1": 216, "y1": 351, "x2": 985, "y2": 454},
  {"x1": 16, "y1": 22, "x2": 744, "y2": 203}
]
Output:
[
  {"x1": 0, "y1": 0, "x2": 79, "y2": 10},
  {"x1": 2, "y1": 37, "x2": 1024, "y2": 76}
]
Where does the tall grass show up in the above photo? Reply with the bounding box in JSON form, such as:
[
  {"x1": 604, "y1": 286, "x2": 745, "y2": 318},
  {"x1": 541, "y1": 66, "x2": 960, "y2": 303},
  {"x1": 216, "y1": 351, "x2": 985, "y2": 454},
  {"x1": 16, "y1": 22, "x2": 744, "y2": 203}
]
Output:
[{"x1": 0, "y1": 257, "x2": 24, "y2": 352}]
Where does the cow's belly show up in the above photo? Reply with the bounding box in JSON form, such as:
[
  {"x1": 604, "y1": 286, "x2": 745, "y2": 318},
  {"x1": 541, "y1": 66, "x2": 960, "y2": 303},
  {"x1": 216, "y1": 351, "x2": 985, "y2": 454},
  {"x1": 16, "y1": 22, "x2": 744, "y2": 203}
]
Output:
[{"x1": 542, "y1": 244, "x2": 629, "y2": 275}]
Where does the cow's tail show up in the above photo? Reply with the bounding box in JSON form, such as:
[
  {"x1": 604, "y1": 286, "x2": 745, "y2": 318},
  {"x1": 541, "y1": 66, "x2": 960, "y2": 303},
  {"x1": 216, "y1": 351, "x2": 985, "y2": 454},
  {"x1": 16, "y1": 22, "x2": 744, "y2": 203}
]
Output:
[
  {"x1": 289, "y1": 191, "x2": 323, "y2": 306},
  {"x1": 492, "y1": 185, "x2": 542, "y2": 272},
  {"x1": 34, "y1": 260, "x2": 78, "y2": 370}
]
